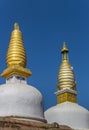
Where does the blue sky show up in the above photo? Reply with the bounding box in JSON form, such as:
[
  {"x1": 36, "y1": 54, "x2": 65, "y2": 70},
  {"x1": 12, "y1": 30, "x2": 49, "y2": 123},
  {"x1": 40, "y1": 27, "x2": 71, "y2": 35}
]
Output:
[{"x1": 0, "y1": 0, "x2": 89, "y2": 110}]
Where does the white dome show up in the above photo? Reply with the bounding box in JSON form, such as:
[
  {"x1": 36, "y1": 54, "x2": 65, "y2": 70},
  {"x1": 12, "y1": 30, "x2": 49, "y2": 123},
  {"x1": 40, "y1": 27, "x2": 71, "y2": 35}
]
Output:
[
  {"x1": 45, "y1": 102, "x2": 89, "y2": 130},
  {"x1": 0, "y1": 81, "x2": 46, "y2": 122}
]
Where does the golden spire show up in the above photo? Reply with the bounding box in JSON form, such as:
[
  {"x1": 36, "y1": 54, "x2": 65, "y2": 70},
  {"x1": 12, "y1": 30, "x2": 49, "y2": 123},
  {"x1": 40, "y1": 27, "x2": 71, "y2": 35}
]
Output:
[
  {"x1": 57, "y1": 42, "x2": 77, "y2": 104},
  {"x1": 1, "y1": 23, "x2": 32, "y2": 78}
]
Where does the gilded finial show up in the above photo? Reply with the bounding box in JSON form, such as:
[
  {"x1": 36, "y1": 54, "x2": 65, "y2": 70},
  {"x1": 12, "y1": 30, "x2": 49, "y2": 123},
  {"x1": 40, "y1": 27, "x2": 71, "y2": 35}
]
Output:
[
  {"x1": 14, "y1": 23, "x2": 19, "y2": 30},
  {"x1": 61, "y1": 42, "x2": 69, "y2": 53},
  {"x1": 1, "y1": 23, "x2": 32, "y2": 78},
  {"x1": 61, "y1": 42, "x2": 69, "y2": 60}
]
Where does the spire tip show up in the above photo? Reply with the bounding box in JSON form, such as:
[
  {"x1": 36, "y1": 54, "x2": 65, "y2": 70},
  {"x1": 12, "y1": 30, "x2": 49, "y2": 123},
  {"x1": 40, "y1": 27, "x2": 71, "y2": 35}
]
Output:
[
  {"x1": 61, "y1": 42, "x2": 68, "y2": 53},
  {"x1": 14, "y1": 23, "x2": 19, "y2": 30},
  {"x1": 61, "y1": 42, "x2": 69, "y2": 60}
]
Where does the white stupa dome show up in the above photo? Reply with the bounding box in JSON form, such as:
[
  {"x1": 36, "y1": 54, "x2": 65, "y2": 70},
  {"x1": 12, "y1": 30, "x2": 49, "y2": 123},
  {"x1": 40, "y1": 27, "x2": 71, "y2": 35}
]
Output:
[
  {"x1": 45, "y1": 101, "x2": 89, "y2": 130},
  {"x1": 0, "y1": 76, "x2": 46, "y2": 122}
]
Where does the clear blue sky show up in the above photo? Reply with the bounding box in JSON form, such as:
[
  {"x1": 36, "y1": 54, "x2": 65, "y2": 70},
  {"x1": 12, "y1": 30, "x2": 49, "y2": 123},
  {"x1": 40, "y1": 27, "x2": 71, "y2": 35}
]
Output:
[{"x1": 0, "y1": 0, "x2": 89, "y2": 110}]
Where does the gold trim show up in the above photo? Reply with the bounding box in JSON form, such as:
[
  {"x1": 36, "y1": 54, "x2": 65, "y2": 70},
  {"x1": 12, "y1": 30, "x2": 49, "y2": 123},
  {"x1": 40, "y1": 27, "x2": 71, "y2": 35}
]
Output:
[{"x1": 57, "y1": 92, "x2": 77, "y2": 103}]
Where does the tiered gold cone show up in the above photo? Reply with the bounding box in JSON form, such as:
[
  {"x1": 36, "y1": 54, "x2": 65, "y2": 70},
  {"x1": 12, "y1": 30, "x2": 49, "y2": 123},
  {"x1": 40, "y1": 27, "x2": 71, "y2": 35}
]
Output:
[
  {"x1": 1, "y1": 23, "x2": 32, "y2": 78},
  {"x1": 58, "y1": 42, "x2": 76, "y2": 90},
  {"x1": 57, "y1": 43, "x2": 77, "y2": 104},
  {"x1": 6, "y1": 23, "x2": 26, "y2": 67}
]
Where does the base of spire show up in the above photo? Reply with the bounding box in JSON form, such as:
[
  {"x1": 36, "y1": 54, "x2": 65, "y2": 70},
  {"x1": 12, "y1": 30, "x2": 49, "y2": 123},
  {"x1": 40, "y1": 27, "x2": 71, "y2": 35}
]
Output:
[
  {"x1": 55, "y1": 89, "x2": 77, "y2": 104},
  {"x1": 1, "y1": 65, "x2": 32, "y2": 78}
]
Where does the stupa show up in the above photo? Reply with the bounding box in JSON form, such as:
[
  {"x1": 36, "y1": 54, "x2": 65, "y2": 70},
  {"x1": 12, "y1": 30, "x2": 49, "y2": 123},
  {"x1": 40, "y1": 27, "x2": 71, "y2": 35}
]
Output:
[
  {"x1": 45, "y1": 43, "x2": 89, "y2": 130},
  {"x1": 0, "y1": 23, "x2": 46, "y2": 123}
]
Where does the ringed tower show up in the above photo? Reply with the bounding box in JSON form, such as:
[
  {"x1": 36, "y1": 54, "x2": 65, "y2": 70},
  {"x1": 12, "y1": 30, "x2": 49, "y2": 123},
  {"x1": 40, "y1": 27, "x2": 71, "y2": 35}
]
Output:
[{"x1": 57, "y1": 42, "x2": 77, "y2": 104}]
